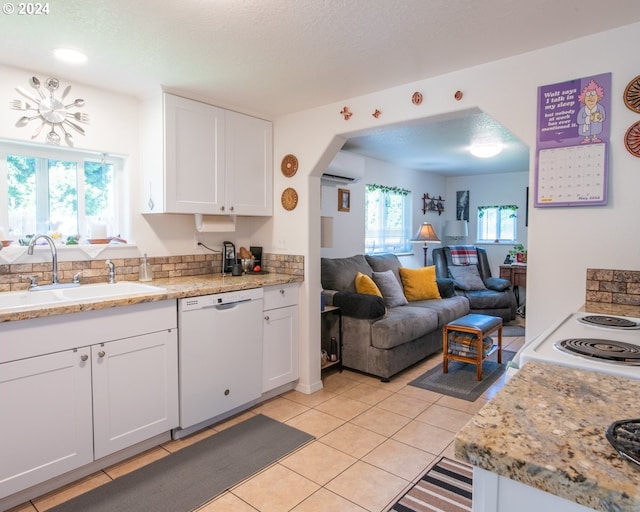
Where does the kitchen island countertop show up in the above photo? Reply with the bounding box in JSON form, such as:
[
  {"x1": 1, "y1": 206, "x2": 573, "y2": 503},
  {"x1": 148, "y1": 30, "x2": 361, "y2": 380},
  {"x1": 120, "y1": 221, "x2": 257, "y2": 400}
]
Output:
[
  {"x1": 0, "y1": 273, "x2": 303, "y2": 323},
  {"x1": 455, "y1": 360, "x2": 640, "y2": 512}
]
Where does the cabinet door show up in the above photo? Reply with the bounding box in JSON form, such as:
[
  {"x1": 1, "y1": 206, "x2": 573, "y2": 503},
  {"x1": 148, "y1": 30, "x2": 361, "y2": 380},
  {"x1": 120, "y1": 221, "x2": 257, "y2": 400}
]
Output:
[
  {"x1": 225, "y1": 110, "x2": 273, "y2": 216},
  {"x1": 92, "y1": 329, "x2": 178, "y2": 459},
  {"x1": 263, "y1": 305, "x2": 299, "y2": 392},
  {"x1": 0, "y1": 349, "x2": 93, "y2": 499},
  {"x1": 164, "y1": 93, "x2": 225, "y2": 214}
]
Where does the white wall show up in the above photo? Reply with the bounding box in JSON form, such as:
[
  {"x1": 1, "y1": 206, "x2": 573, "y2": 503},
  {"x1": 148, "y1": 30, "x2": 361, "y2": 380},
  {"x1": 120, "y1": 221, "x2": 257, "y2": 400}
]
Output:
[
  {"x1": 275, "y1": 22, "x2": 640, "y2": 393},
  {"x1": 446, "y1": 172, "x2": 529, "y2": 276}
]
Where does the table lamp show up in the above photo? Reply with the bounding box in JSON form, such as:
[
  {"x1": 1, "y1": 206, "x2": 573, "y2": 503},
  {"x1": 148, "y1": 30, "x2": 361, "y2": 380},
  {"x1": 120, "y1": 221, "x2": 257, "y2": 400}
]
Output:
[{"x1": 410, "y1": 222, "x2": 441, "y2": 266}]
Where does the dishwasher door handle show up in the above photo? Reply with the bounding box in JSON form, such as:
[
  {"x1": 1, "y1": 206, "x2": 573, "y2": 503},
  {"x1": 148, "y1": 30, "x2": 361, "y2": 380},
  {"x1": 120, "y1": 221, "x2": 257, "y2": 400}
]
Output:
[{"x1": 214, "y1": 298, "x2": 252, "y2": 310}]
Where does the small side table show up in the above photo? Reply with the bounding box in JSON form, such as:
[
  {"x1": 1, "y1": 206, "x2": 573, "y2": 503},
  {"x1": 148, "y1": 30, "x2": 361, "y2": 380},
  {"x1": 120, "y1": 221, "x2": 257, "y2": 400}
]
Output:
[
  {"x1": 499, "y1": 264, "x2": 527, "y2": 317},
  {"x1": 321, "y1": 306, "x2": 342, "y2": 373},
  {"x1": 443, "y1": 314, "x2": 503, "y2": 381}
]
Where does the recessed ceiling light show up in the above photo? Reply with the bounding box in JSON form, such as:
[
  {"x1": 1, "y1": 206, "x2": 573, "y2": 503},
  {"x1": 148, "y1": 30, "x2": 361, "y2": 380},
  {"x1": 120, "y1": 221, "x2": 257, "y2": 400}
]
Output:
[
  {"x1": 53, "y1": 48, "x2": 88, "y2": 64},
  {"x1": 470, "y1": 143, "x2": 503, "y2": 158}
]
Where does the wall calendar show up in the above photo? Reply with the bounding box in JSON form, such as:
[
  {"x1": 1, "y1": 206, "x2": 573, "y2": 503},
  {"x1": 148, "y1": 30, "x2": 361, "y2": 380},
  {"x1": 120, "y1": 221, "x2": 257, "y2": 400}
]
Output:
[{"x1": 535, "y1": 72, "x2": 611, "y2": 207}]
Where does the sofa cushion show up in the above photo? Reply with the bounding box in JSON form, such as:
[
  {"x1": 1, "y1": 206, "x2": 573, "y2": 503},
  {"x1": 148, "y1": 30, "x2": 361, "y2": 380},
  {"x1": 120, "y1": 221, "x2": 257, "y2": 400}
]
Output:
[
  {"x1": 321, "y1": 254, "x2": 372, "y2": 292},
  {"x1": 465, "y1": 289, "x2": 512, "y2": 309},
  {"x1": 449, "y1": 265, "x2": 487, "y2": 291},
  {"x1": 372, "y1": 270, "x2": 408, "y2": 308},
  {"x1": 437, "y1": 278, "x2": 457, "y2": 299},
  {"x1": 365, "y1": 253, "x2": 403, "y2": 284},
  {"x1": 399, "y1": 266, "x2": 441, "y2": 301},
  {"x1": 332, "y1": 291, "x2": 386, "y2": 319},
  {"x1": 409, "y1": 295, "x2": 470, "y2": 326},
  {"x1": 370, "y1": 306, "x2": 439, "y2": 349},
  {"x1": 355, "y1": 272, "x2": 382, "y2": 297}
]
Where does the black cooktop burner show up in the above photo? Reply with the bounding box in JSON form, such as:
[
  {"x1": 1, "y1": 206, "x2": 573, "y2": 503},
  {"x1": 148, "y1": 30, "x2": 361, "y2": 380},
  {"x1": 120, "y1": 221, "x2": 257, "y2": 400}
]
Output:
[
  {"x1": 578, "y1": 315, "x2": 640, "y2": 330},
  {"x1": 555, "y1": 338, "x2": 640, "y2": 364}
]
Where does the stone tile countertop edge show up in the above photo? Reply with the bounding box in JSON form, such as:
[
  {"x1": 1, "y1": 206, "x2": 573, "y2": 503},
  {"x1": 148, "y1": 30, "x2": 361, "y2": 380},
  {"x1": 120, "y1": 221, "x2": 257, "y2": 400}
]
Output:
[
  {"x1": 0, "y1": 273, "x2": 303, "y2": 323},
  {"x1": 454, "y1": 360, "x2": 640, "y2": 512}
]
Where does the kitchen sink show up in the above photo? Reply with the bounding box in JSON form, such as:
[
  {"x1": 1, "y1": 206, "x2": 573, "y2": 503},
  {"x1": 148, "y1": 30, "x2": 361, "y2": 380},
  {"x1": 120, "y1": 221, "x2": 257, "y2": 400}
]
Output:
[
  {"x1": 0, "y1": 290, "x2": 63, "y2": 310},
  {"x1": 56, "y1": 282, "x2": 166, "y2": 301},
  {"x1": 0, "y1": 282, "x2": 167, "y2": 311}
]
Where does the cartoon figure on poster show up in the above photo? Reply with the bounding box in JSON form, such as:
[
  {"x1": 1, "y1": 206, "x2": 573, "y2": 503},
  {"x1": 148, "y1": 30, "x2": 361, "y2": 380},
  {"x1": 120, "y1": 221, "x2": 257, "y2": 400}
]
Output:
[{"x1": 577, "y1": 79, "x2": 606, "y2": 144}]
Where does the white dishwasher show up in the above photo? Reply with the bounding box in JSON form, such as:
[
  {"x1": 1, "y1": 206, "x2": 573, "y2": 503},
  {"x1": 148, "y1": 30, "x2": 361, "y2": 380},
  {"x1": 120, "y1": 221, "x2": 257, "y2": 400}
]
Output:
[{"x1": 177, "y1": 287, "x2": 263, "y2": 437}]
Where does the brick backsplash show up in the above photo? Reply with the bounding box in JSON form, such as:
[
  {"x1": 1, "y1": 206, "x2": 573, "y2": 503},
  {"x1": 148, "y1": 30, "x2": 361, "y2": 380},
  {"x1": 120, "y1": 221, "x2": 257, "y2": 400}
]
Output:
[
  {"x1": 586, "y1": 268, "x2": 640, "y2": 306},
  {"x1": 0, "y1": 253, "x2": 304, "y2": 292}
]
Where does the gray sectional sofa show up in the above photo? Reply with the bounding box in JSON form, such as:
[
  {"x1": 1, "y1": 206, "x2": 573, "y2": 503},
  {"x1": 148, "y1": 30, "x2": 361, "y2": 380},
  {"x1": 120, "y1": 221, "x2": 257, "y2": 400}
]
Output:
[{"x1": 321, "y1": 253, "x2": 469, "y2": 380}]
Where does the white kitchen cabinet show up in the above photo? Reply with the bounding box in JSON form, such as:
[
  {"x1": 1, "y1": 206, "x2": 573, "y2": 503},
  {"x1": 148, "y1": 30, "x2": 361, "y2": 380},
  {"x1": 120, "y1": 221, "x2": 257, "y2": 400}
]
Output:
[
  {"x1": 163, "y1": 93, "x2": 225, "y2": 214},
  {"x1": 141, "y1": 92, "x2": 272, "y2": 216},
  {"x1": 225, "y1": 109, "x2": 273, "y2": 216},
  {"x1": 263, "y1": 284, "x2": 299, "y2": 392},
  {"x1": 92, "y1": 329, "x2": 178, "y2": 459},
  {"x1": 0, "y1": 349, "x2": 93, "y2": 498},
  {"x1": 473, "y1": 467, "x2": 595, "y2": 512},
  {"x1": 0, "y1": 301, "x2": 178, "y2": 500}
]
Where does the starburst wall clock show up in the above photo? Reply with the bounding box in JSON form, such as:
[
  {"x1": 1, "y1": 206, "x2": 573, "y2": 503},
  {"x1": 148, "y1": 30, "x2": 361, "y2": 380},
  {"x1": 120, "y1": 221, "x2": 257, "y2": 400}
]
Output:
[{"x1": 10, "y1": 76, "x2": 89, "y2": 147}]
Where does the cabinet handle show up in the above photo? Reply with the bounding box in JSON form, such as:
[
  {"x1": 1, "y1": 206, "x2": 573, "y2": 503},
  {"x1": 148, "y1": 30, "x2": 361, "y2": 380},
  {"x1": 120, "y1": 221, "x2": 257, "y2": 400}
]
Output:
[
  {"x1": 80, "y1": 354, "x2": 88, "y2": 362},
  {"x1": 220, "y1": 206, "x2": 225, "y2": 212},
  {"x1": 279, "y1": 289, "x2": 285, "y2": 295},
  {"x1": 229, "y1": 206, "x2": 234, "y2": 212},
  {"x1": 264, "y1": 315, "x2": 270, "y2": 321},
  {"x1": 98, "y1": 350, "x2": 106, "y2": 358}
]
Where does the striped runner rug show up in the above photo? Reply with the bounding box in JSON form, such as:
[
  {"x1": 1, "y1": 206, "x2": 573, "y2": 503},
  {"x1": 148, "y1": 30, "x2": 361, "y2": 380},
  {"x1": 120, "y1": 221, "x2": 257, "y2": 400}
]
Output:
[{"x1": 389, "y1": 457, "x2": 472, "y2": 512}]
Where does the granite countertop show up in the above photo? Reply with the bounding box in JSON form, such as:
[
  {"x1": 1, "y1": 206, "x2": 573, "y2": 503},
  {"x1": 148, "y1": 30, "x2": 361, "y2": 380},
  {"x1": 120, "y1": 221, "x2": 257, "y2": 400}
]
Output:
[
  {"x1": 0, "y1": 273, "x2": 303, "y2": 323},
  {"x1": 455, "y1": 361, "x2": 640, "y2": 511}
]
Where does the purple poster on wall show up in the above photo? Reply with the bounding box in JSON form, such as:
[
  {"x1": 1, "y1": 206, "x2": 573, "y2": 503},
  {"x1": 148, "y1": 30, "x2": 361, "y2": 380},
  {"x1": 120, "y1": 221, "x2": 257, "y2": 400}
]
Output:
[{"x1": 534, "y1": 72, "x2": 611, "y2": 207}]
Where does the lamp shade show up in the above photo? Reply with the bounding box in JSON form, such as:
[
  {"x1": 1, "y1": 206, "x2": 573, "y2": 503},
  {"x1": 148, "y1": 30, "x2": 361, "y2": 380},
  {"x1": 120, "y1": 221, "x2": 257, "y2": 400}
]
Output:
[
  {"x1": 410, "y1": 223, "x2": 441, "y2": 243},
  {"x1": 443, "y1": 220, "x2": 468, "y2": 239}
]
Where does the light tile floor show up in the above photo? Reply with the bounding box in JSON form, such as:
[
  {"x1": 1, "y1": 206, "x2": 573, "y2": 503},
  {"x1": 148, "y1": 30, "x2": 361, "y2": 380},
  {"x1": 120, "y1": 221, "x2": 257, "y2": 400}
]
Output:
[{"x1": 12, "y1": 335, "x2": 524, "y2": 512}]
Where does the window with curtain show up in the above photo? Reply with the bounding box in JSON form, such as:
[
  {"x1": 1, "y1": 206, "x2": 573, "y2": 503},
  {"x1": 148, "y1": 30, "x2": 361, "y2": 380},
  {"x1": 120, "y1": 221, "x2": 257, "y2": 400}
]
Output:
[
  {"x1": 476, "y1": 205, "x2": 518, "y2": 243},
  {"x1": 365, "y1": 184, "x2": 412, "y2": 254},
  {"x1": 0, "y1": 141, "x2": 123, "y2": 241}
]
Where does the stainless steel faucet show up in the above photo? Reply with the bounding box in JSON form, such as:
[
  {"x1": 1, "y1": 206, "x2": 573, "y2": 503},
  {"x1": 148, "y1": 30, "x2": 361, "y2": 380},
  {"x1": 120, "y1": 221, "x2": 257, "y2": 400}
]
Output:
[
  {"x1": 27, "y1": 234, "x2": 59, "y2": 285},
  {"x1": 106, "y1": 259, "x2": 116, "y2": 284}
]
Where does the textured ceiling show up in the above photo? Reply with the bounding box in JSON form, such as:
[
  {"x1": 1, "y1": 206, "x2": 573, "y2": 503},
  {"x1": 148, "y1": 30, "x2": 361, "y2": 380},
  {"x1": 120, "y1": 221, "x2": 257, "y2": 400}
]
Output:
[{"x1": 1, "y1": 0, "x2": 638, "y2": 174}]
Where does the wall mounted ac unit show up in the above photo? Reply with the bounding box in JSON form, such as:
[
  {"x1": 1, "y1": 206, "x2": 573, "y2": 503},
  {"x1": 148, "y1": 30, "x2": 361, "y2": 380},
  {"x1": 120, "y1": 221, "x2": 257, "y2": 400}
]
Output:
[{"x1": 321, "y1": 150, "x2": 364, "y2": 185}]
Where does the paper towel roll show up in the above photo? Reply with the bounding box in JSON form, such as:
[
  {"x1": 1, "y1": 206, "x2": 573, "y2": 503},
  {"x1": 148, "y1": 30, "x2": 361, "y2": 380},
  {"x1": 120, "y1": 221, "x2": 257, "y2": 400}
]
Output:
[{"x1": 194, "y1": 214, "x2": 236, "y2": 233}]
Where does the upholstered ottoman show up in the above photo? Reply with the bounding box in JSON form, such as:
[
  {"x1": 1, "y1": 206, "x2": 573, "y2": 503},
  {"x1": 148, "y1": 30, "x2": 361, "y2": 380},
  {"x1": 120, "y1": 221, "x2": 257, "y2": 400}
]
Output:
[{"x1": 443, "y1": 313, "x2": 503, "y2": 380}]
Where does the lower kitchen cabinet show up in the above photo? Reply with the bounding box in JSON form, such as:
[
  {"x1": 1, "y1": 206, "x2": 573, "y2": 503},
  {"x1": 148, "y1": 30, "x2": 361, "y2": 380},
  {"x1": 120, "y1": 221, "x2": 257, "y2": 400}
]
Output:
[
  {"x1": 92, "y1": 329, "x2": 178, "y2": 459},
  {"x1": 263, "y1": 284, "x2": 299, "y2": 392},
  {"x1": 0, "y1": 301, "x2": 178, "y2": 501},
  {"x1": 0, "y1": 349, "x2": 94, "y2": 498}
]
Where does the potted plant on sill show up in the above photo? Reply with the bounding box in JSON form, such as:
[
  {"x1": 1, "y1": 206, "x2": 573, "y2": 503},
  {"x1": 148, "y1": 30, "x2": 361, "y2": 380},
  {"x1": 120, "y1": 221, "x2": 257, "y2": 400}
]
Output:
[{"x1": 508, "y1": 243, "x2": 527, "y2": 263}]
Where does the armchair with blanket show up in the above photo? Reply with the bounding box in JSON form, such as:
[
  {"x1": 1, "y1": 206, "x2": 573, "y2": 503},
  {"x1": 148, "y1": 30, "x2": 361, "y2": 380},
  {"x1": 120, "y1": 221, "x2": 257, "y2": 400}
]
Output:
[{"x1": 432, "y1": 246, "x2": 517, "y2": 322}]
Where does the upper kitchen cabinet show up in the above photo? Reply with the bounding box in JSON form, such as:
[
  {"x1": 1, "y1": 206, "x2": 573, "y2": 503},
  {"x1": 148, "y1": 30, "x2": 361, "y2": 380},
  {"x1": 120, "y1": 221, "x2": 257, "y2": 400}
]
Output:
[
  {"x1": 226, "y1": 110, "x2": 273, "y2": 216},
  {"x1": 141, "y1": 92, "x2": 273, "y2": 216}
]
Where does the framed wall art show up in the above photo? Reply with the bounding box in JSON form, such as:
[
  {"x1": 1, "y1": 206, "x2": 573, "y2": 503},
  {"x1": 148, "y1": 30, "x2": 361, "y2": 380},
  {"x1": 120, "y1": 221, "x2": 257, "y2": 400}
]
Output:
[{"x1": 338, "y1": 188, "x2": 351, "y2": 212}]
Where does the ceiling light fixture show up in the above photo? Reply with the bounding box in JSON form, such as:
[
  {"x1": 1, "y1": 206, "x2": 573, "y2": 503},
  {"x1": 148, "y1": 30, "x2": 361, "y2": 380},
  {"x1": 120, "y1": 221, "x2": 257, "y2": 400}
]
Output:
[
  {"x1": 53, "y1": 48, "x2": 88, "y2": 64},
  {"x1": 470, "y1": 143, "x2": 503, "y2": 158}
]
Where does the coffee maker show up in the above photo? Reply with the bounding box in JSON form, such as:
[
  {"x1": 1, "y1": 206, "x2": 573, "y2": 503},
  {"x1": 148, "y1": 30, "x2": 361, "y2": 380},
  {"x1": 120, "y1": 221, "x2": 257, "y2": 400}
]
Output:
[{"x1": 223, "y1": 241, "x2": 236, "y2": 274}]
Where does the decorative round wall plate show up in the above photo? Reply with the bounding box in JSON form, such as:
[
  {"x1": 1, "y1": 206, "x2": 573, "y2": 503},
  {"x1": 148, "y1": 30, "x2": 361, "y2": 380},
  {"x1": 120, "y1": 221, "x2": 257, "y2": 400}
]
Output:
[
  {"x1": 624, "y1": 120, "x2": 640, "y2": 158},
  {"x1": 624, "y1": 75, "x2": 640, "y2": 113},
  {"x1": 281, "y1": 154, "x2": 299, "y2": 177},
  {"x1": 281, "y1": 187, "x2": 299, "y2": 211}
]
